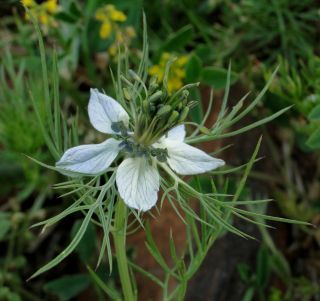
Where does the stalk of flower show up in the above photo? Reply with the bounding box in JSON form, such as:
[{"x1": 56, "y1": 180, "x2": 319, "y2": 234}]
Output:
[{"x1": 55, "y1": 73, "x2": 225, "y2": 211}]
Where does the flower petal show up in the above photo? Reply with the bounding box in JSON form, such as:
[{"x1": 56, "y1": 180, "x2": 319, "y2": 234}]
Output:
[
  {"x1": 166, "y1": 124, "x2": 186, "y2": 141},
  {"x1": 88, "y1": 88, "x2": 129, "y2": 134},
  {"x1": 56, "y1": 138, "x2": 120, "y2": 176},
  {"x1": 163, "y1": 140, "x2": 225, "y2": 175},
  {"x1": 116, "y1": 157, "x2": 160, "y2": 211}
]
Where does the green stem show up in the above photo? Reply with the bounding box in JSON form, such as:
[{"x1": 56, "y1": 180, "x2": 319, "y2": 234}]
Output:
[{"x1": 113, "y1": 199, "x2": 135, "y2": 301}]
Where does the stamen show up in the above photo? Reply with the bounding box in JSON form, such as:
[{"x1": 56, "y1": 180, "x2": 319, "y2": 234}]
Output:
[{"x1": 111, "y1": 121, "x2": 129, "y2": 137}]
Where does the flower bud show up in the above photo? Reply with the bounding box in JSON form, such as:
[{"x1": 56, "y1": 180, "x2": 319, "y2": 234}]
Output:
[
  {"x1": 149, "y1": 76, "x2": 159, "y2": 92},
  {"x1": 128, "y1": 69, "x2": 140, "y2": 81},
  {"x1": 156, "y1": 105, "x2": 172, "y2": 117},
  {"x1": 182, "y1": 90, "x2": 189, "y2": 98},
  {"x1": 199, "y1": 126, "x2": 211, "y2": 135},
  {"x1": 123, "y1": 87, "x2": 131, "y2": 100},
  {"x1": 168, "y1": 110, "x2": 179, "y2": 124},
  {"x1": 143, "y1": 100, "x2": 149, "y2": 112},
  {"x1": 149, "y1": 91, "x2": 163, "y2": 103},
  {"x1": 178, "y1": 106, "x2": 189, "y2": 122}
]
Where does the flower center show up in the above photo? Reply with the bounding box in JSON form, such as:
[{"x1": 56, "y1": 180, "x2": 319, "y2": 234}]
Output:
[
  {"x1": 118, "y1": 139, "x2": 168, "y2": 162},
  {"x1": 111, "y1": 121, "x2": 128, "y2": 137},
  {"x1": 134, "y1": 86, "x2": 194, "y2": 146}
]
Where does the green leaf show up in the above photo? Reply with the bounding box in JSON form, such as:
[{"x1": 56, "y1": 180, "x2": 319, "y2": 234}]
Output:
[
  {"x1": 306, "y1": 128, "x2": 320, "y2": 149},
  {"x1": 29, "y1": 203, "x2": 98, "y2": 280},
  {"x1": 71, "y1": 219, "x2": 97, "y2": 263},
  {"x1": 87, "y1": 266, "x2": 121, "y2": 301},
  {"x1": 44, "y1": 274, "x2": 90, "y2": 301},
  {"x1": 185, "y1": 54, "x2": 202, "y2": 82},
  {"x1": 189, "y1": 87, "x2": 203, "y2": 123},
  {"x1": 162, "y1": 25, "x2": 194, "y2": 52},
  {"x1": 308, "y1": 104, "x2": 320, "y2": 121},
  {"x1": 55, "y1": 12, "x2": 78, "y2": 23},
  {"x1": 200, "y1": 67, "x2": 237, "y2": 89},
  {"x1": 270, "y1": 250, "x2": 291, "y2": 282},
  {"x1": 69, "y1": 1, "x2": 82, "y2": 18},
  {"x1": 243, "y1": 287, "x2": 255, "y2": 301},
  {"x1": 145, "y1": 223, "x2": 173, "y2": 275},
  {"x1": 195, "y1": 45, "x2": 214, "y2": 63}
]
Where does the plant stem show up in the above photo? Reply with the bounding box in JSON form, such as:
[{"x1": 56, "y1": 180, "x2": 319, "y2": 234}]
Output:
[{"x1": 113, "y1": 199, "x2": 135, "y2": 301}]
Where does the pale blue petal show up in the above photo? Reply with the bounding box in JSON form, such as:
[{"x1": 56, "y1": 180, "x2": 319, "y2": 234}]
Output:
[
  {"x1": 56, "y1": 138, "x2": 120, "y2": 176},
  {"x1": 88, "y1": 88, "x2": 129, "y2": 134},
  {"x1": 116, "y1": 158, "x2": 160, "y2": 211}
]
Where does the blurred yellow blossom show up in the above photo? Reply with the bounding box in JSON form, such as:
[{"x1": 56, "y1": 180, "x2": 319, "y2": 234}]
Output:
[
  {"x1": 22, "y1": 0, "x2": 59, "y2": 27},
  {"x1": 95, "y1": 5, "x2": 136, "y2": 58},
  {"x1": 95, "y1": 5, "x2": 127, "y2": 39},
  {"x1": 100, "y1": 21, "x2": 112, "y2": 39},
  {"x1": 109, "y1": 9, "x2": 126, "y2": 22},
  {"x1": 22, "y1": 0, "x2": 35, "y2": 7},
  {"x1": 39, "y1": 12, "x2": 49, "y2": 25},
  {"x1": 108, "y1": 26, "x2": 136, "y2": 57},
  {"x1": 45, "y1": 0, "x2": 58, "y2": 13},
  {"x1": 149, "y1": 53, "x2": 189, "y2": 94}
]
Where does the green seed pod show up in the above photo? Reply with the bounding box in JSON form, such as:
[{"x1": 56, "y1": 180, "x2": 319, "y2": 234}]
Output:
[
  {"x1": 168, "y1": 110, "x2": 179, "y2": 124},
  {"x1": 182, "y1": 90, "x2": 189, "y2": 98},
  {"x1": 178, "y1": 106, "x2": 189, "y2": 122},
  {"x1": 156, "y1": 105, "x2": 172, "y2": 117},
  {"x1": 143, "y1": 100, "x2": 149, "y2": 112},
  {"x1": 123, "y1": 87, "x2": 131, "y2": 100},
  {"x1": 149, "y1": 90, "x2": 163, "y2": 103},
  {"x1": 128, "y1": 69, "x2": 140, "y2": 81},
  {"x1": 199, "y1": 126, "x2": 211, "y2": 135}
]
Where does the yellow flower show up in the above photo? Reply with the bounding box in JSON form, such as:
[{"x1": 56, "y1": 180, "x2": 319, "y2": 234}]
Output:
[
  {"x1": 125, "y1": 26, "x2": 136, "y2": 38},
  {"x1": 108, "y1": 43, "x2": 118, "y2": 57},
  {"x1": 108, "y1": 6, "x2": 126, "y2": 22},
  {"x1": 95, "y1": 10, "x2": 105, "y2": 21},
  {"x1": 108, "y1": 26, "x2": 136, "y2": 57},
  {"x1": 23, "y1": 0, "x2": 59, "y2": 28},
  {"x1": 115, "y1": 30, "x2": 124, "y2": 43},
  {"x1": 149, "y1": 53, "x2": 189, "y2": 94},
  {"x1": 176, "y1": 55, "x2": 189, "y2": 66},
  {"x1": 149, "y1": 65, "x2": 164, "y2": 81},
  {"x1": 100, "y1": 21, "x2": 112, "y2": 39},
  {"x1": 95, "y1": 5, "x2": 127, "y2": 40},
  {"x1": 39, "y1": 12, "x2": 49, "y2": 25},
  {"x1": 45, "y1": 0, "x2": 58, "y2": 13},
  {"x1": 21, "y1": 0, "x2": 35, "y2": 7},
  {"x1": 167, "y1": 78, "x2": 183, "y2": 94},
  {"x1": 95, "y1": 5, "x2": 135, "y2": 57}
]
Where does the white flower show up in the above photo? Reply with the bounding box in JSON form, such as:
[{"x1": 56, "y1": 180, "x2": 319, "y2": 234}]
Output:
[{"x1": 56, "y1": 89, "x2": 225, "y2": 211}]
